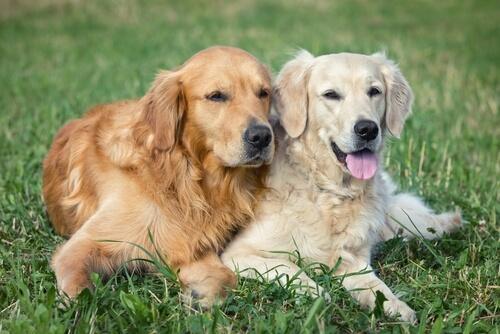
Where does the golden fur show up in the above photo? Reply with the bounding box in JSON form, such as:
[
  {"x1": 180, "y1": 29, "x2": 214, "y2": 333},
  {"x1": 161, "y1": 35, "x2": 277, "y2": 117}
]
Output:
[{"x1": 43, "y1": 46, "x2": 273, "y2": 305}]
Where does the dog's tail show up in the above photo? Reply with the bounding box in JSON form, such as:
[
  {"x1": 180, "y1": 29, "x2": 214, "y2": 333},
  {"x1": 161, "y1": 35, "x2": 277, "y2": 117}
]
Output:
[{"x1": 379, "y1": 173, "x2": 462, "y2": 241}]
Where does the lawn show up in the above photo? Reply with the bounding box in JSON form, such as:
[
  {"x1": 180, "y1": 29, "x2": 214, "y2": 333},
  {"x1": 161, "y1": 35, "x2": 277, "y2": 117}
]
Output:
[{"x1": 0, "y1": 0, "x2": 498, "y2": 333}]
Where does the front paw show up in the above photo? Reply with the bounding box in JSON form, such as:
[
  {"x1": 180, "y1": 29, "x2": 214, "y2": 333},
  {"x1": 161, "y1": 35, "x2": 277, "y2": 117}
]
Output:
[
  {"x1": 179, "y1": 265, "x2": 237, "y2": 308},
  {"x1": 181, "y1": 287, "x2": 218, "y2": 309},
  {"x1": 54, "y1": 267, "x2": 92, "y2": 299},
  {"x1": 440, "y1": 210, "x2": 462, "y2": 234},
  {"x1": 384, "y1": 299, "x2": 417, "y2": 324},
  {"x1": 58, "y1": 279, "x2": 89, "y2": 299}
]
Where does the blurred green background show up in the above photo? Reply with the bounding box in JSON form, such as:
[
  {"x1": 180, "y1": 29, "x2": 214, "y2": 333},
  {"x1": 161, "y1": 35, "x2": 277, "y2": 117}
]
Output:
[{"x1": 0, "y1": 0, "x2": 498, "y2": 333}]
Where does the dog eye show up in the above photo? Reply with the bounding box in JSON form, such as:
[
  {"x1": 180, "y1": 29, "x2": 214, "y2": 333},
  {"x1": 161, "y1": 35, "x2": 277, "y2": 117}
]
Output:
[
  {"x1": 258, "y1": 89, "x2": 269, "y2": 99},
  {"x1": 206, "y1": 91, "x2": 228, "y2": 102},
  {"x1": 323, "y1": 90, "x2": 341, "y2": 100},
  {"x1": 368, "y1": 87, "x2": 381, "y2": 97}
]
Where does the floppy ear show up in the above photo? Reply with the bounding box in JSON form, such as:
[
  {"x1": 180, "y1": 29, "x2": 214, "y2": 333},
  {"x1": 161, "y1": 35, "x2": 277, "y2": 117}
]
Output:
[
  {"x1": 273, "y1": 50, "x2": 315, "y2": 138},
  {"x1": 373, "y1": 53, "x2": 414, "y2": 138},
  {"x1": 144, "y1": 70, "x2": 185, "y2": 151}
]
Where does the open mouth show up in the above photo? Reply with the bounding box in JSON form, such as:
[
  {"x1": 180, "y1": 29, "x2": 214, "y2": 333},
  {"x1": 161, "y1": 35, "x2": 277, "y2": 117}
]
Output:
[{"x1": 330, "y1": 142, "x2": 378, "y2": 180}]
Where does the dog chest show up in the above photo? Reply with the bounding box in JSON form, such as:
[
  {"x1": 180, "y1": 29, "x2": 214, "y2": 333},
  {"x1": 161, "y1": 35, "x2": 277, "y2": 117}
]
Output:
[{"x1": 286, "y1": 189, "x2": 384, "y2": 264}]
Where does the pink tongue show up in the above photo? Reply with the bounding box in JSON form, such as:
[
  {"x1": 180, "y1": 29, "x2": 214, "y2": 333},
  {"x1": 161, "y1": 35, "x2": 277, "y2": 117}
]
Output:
[{"x1": 346, "y1": 150, "x2": 378, "y2": 180}]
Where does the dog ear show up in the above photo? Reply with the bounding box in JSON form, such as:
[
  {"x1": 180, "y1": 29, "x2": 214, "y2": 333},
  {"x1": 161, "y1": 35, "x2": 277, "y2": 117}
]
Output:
[
  {"x1": 373, "y1": 53, "x2": 414, "y2": 138},
  {"x1": 144, "y1": 70, "x2": 185, "y2": 151},
  {"x1": 273, "y1": 50, "x2": 314, "y2": 138}
]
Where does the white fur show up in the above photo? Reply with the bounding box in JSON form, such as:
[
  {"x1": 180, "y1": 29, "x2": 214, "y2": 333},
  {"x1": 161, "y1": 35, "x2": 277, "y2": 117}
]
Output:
[{"x1": 222, "y1": 51, "x2": 461, "y2": 324}]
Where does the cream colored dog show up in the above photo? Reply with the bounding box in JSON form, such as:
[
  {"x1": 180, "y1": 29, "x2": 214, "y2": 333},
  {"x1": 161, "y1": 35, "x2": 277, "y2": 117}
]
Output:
[{"x1": 222, "y1": 50, "x2": 461, "y2": 323}]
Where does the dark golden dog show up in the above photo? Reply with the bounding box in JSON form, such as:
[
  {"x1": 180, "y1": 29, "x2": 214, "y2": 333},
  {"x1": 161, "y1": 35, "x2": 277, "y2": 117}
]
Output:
[{"x1": 43, "y1": 46, "x2": 274, "y2": 305}]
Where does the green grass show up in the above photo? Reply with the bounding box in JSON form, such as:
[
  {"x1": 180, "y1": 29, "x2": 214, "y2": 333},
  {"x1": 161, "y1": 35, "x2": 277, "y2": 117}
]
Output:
[{"x1": 0, "y1": 0, "x2": 498, "y2": 332}]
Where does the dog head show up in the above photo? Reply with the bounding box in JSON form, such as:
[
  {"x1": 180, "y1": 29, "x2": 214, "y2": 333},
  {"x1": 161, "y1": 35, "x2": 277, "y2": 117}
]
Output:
[
  {"x1": 144, "y1": 46, "x2": 274, "y2": 167},
  {"x1": 274, "y1": 50, "x2": 413, "y2": 180}
]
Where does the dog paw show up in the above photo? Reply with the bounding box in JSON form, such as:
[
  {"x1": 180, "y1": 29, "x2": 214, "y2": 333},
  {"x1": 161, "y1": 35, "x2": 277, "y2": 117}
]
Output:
[
  {"x1": 181, "y1": 283, "x2": 234, "y2": 309},
  {"x1": 384, "y1": 299, "x2": 417, "y2": 324},
  {"x1": 181, "y1": 287, "x2": 224, "y2": 309},
  {"x1": 440, "y1": 209, "x2": 462, "y2": 234},
  {"x1": 55, "y1": 291, "x2": 74, "y2": 311},
  {"x1": 57, "y1": 275, "x2": 91, "y2": 299},
  {"x1": 179, "y1": 265, "x2": 237, "y2": 309}
]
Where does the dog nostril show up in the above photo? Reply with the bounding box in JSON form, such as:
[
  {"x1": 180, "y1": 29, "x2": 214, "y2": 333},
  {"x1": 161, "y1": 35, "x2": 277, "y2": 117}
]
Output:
[
  {"x1": 260, "y1": 132, "x2": 271, "y2": 146},
  {"x1": 354, "y1": 120, "x2": 379, "y2": 141},
  {"x1": 245, "y1": 125, "x2": 272, "y2": 149}
]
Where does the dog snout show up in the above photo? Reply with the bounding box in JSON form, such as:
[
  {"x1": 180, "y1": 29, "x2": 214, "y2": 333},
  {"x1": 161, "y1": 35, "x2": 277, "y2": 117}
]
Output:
[
  {"x1": 354, "y1": 120, "x2": 379, "y2": 141},
  {"x1": 244, "y1": 124, "x2": 272, "y2": 150}
]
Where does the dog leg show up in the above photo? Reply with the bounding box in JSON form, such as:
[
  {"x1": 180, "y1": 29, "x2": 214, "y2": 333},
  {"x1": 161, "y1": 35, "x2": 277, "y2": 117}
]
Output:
[
  {"x1": 177, "y1": 252, "x2": 237, "y2": 308},
  {"x1": 51, "y1": 205, "x2": 118, "y2": 299},
  {"x1": 337, "y1": 258, "x2": 417, "y2": 323},
  {"x1": 222, "y1": 252, "x2": 329, "y2": 301},
  {"x1": 380, "y1": 192, "x2": 462, "y2": 241}
]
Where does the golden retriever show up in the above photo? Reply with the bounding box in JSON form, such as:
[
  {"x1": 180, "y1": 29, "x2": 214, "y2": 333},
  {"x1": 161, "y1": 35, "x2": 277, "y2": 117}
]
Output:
[
  {"x1": 43, "y1": 46, "x2": 274, "y2": 306},
  {"x1": 222, "y1": 50, "x2": 461, "y2": 322}
]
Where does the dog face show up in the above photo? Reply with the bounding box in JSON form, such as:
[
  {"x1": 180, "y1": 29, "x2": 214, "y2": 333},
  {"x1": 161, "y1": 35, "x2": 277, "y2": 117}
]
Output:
[
  {"x1": 274, "y1": 51, "x2": 413, "y2": 180},
  {"x1": 145, "y1": 46, "x2": 274, "y2": 167}
]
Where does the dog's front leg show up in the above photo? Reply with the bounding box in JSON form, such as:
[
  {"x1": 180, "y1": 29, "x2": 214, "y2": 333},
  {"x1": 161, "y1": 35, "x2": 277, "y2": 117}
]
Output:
[
  {"x1": 336, "y1": 256, "x2": 417, "y2": 324},
  {"x1": 51, "y1": 212, "x2": 115, "y2": 299}
]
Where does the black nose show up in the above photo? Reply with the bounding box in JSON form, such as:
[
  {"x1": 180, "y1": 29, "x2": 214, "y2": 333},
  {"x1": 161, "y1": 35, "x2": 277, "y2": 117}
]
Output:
[
  {"x1": 354, "y1": 120, "x2": 379, "y2": 141},
  {"x1": 245, "y1": 125, "x2": 272, "y2": 150}
]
